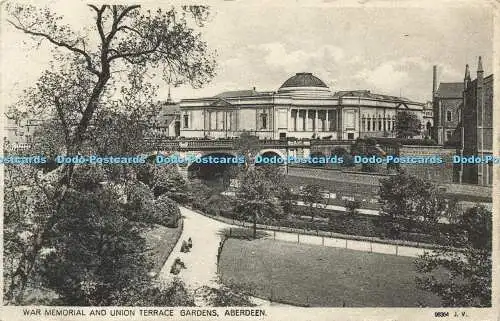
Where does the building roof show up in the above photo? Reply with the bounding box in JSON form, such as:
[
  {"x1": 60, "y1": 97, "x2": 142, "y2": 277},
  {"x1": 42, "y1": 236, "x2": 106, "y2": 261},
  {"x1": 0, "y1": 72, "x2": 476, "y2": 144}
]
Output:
[
  {"x1": 435, "y1": 82, "x2": 463, "y2": 98},
  {"x1": 280, "y1": 72, "x2": 328, "y2": 89},
  {"x1": 333, "y1": 90, "x2": 412, "y2": 102},
  {"x1": 215, "y1": 89, "x2": 268, "y2": 98},
  {"x1": 157, "y1": 101, "x2": 180, "y2": 114}
]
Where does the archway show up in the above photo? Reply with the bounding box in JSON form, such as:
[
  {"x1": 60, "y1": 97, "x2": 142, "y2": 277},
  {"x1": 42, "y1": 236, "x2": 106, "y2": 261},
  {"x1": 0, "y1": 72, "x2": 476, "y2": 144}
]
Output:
[
  {"x1": 254, "y1": 150, "x2": 286, "y2": 167},
  {"x1": 187, "y1": 152, "x2": 239, "y2": 188}
]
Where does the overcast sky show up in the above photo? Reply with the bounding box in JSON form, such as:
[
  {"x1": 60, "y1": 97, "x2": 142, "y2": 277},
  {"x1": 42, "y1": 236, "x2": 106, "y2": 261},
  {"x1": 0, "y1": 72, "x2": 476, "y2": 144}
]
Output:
[{"x1": 1, "y1": 0, "x2": 494, "y2": 107}]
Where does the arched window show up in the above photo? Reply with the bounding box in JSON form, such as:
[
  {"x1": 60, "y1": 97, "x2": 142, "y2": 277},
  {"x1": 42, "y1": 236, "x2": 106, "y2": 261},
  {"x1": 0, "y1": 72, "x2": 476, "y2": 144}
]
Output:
[
  {"x1": 446, "y1": 110, "x2": 452, "y2": 122},
  {"x1": 361, "y1": 115, "x2": 366, "y2": 132}
]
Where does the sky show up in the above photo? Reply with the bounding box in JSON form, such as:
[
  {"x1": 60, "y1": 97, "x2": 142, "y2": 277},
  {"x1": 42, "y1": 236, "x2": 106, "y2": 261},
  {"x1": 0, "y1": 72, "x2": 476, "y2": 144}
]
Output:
[{"x1": 0, "y1": 0, "x2": 494, "y2": 108}]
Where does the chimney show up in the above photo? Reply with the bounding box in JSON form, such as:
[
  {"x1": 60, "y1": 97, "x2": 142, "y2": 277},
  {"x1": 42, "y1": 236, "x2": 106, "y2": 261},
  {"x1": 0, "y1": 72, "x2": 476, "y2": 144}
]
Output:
[{"x1": 432, "y1": 65, "x2": 438, "y2": 97}]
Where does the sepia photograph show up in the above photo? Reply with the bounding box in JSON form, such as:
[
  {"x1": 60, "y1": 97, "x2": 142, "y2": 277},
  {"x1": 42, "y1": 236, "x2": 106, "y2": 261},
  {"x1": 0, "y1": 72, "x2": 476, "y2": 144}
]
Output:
[{"x1": 1, "y1": 0, "x2": 497, "y2": 320}]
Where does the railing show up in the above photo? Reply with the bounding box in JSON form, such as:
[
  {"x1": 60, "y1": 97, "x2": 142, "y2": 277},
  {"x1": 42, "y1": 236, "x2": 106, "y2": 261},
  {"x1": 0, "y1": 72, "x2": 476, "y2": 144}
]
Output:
[{"x1": 144, "y1": 138, "x2": 354, "y2": 151}]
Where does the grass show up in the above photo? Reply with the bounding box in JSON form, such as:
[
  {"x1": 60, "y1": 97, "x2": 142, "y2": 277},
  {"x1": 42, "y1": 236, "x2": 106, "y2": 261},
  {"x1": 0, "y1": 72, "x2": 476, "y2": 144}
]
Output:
[
  {"x1": 218, "y1": 238, "x2": 444, "y2": 307},
  {"x1": 143, "y1": 221, "x2": 183, "y2": 274}
]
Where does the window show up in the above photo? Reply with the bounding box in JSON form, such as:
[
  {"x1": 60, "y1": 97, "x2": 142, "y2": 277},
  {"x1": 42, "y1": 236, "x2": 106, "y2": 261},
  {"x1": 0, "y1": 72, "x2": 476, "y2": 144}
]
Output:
[
  {"x1": 361, "y1": 117, "x2": 366, "y2": 132},
  {"x1": 446, "y1": 110, "x2": 452, "y2": 122},
  {"x1": 446, "y1": 130, "x2": 453, "y2": 142},
  {"x1": 347, "y1": 133, "x2": 354, "y2": 140},
  {"x1": 183, "y1": 114, "x2": 189, "y2": 128},
  {"x1": 367, "y1": 118, "x2": 371, "y2": 131},
  {"x1": 260, "y1": 113, "x2": 268, "y2": 129}
]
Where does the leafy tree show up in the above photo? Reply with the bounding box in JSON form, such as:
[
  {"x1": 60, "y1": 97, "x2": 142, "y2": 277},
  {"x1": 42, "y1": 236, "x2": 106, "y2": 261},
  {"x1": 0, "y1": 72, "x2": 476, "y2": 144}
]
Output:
[
  {"x1": 3, "y1": 165, "x2": 55, "y2": 304},
  {"x1": 150, "y1": 194, "x2": 182, "y2": 227},
  {"x1": 234, "y1": 131, "x2": 260, "y2": 171},
  {"x1": 235, "y1": 166, "x2": 284, "y2": 239},
  {"x1": 4, "y1": 4, "x2": 216, "y2": 303},
  {"x1": 187, "y1": 180, "x2": 216, "y2": 209},
  {"x1": 41, "y1": 186, "x2": 153, "y2": 305},
  {"x1": 344, "y1": 199, "x2": 361, "y2": 216},
  {"x1": 301, "y1": 184, "x2": 325, "y2": 221},
  {"x1": 395, "y1": 111, "x2": 422, "y2": 138},
  {"x1": 279, "y1": 186, "x2": 296, "y2": 216},
  {"x1": 415, "y1": 205, "x2": 492, "y2": 307},
  {"x1": 378, "y1": 171, "x2": 446, "y2": 239},
  {"x1": 151, "y1": 165, "x2": 188, "y2": 200}
]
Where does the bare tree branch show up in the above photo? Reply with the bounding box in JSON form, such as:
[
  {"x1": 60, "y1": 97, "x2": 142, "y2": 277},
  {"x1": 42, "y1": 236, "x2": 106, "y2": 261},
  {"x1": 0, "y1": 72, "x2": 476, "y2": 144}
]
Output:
[{"x1": 7, "y1": 19, "x2": 100, "y2": 76}]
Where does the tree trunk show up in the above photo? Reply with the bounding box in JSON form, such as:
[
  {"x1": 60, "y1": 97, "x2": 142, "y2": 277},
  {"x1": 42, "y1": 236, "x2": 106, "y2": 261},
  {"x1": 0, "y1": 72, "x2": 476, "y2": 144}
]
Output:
[{"x1": 253, "y1": 211, "x2": 257, "y2": 239}]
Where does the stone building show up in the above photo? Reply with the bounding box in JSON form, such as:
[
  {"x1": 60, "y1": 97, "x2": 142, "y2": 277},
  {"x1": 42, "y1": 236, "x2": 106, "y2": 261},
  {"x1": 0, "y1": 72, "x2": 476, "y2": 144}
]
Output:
[
  {"x1": 3, "y1": 115, "x2": 42, "y2": 150},
  {"x1": 432, "y1": 66, "x2": 463, "y2": 145},
  {"x1": 458, "y1": 57, "x2": 494, "y2": 186},
  {"x1": 144, "y1": 89, "x2": 181, "y2": 139},
  {"x1": 178, "y1": 72, "x2": 424, "y2": 140}
]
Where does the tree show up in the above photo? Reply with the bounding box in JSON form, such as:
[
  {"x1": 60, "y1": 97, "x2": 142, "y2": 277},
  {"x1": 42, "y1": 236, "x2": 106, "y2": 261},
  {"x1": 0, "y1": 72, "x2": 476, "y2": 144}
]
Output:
[
  {"x1": 344, "y1": 199, "x2": 361, "y2": 216},
  {"x1": 394, "y1": 111, "x2": 422, "y2": 138},
  {"x1": 301, "y1": 184, "x2": 324, "y2": 221},
  {"x1": 4, "y1": 4, "x2": 216, "y2": 304},
  {"x1": 378, "y1": 171, "x2": 446, "y2": 239},
  {"x1": 235, "y1": 166, "x2": 284, "y2": 239},
  {"x1": 415, "y1": 205, "x2": 492, "y2": 307},
  {"x1": 41, "y1": 186, "x2": 153, "y2": 305},
  {"x1": 3, "y1": 164, "x2": 55, "y2": 304},
  {"x1": 151, "y1": 165, "x2": 188, "y2": 201},
  {"x1": 234, "y1": 131, "x2": 261, "y2": 171}
]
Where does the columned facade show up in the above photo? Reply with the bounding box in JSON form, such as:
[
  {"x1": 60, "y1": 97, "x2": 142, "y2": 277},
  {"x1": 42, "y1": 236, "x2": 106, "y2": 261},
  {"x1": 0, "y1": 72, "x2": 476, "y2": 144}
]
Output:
[{"x1": 179, "y1": 73, "x2": 424, "y2": 140}]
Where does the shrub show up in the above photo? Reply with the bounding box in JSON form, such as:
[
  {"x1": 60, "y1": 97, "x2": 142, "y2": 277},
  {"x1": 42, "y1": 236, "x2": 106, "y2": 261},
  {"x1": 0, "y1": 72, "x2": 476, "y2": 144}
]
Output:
[
  {"x1": 150, "y1": 195, "x2": 181, "y2": 227},
  {"x1": 205, "y1": 194, "x2": 234, "y2": 217}
]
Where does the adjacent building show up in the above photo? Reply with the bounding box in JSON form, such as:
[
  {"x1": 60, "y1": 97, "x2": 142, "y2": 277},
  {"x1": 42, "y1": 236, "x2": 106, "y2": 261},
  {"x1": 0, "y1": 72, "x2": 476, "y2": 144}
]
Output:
[
  {"x1": 3, "y1": 115, "x2": 43, "y2": 150},
  {"x1": 458, "y1": 57, "x2": 494, "y2": 186},
  {"x1": 432, "y1": 66, "x2": 463, "y2": 145},
  {"x1": 144, "y1": 89, "x2": 181, "y2": 139},
  {"x1": 178, "y1": 72, "x2": 425, "y2": 140},
  {"x1": 423, "y1": 101, "x2": 433, "y2": 137}
]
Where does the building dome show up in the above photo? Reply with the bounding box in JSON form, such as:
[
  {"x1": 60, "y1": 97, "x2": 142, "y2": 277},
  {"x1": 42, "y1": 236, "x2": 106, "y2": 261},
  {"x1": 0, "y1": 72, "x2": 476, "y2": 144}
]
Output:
[
  {"x1": 277, "y1": 72, "x2": 331, "y2": 96},
  {"x1": 280, "y1": 72, "x2": 328, "y2": 89}
]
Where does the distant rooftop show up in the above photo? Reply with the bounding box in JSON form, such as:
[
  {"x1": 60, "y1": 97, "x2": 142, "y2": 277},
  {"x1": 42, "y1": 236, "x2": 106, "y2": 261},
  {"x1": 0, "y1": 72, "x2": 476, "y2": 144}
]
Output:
[
  {"x1": 333, "y1": 90, "x2": 413, "y2": 102},
  {"x1": 214, "y1": 89, "x2": 273, "y2": 98},
  {"x1": 435, "y1": 82, "x2": 463, "y2": 99}
]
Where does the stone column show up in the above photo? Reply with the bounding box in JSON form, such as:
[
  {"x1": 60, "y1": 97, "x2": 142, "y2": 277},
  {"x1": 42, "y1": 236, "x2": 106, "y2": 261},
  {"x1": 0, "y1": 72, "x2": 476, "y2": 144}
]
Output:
[
  {"x1": 325, "y1": 110, "x2": 329, "y2": 132},
  {"x1": 294, "y1": 109, "x2": 298, "y2": 131},
  {"x1": 304, "y1": 109, "x2": 309, "y2": 131},
  {"x1": 314, "y1": 110, "x2": 318, "y2": 132}
]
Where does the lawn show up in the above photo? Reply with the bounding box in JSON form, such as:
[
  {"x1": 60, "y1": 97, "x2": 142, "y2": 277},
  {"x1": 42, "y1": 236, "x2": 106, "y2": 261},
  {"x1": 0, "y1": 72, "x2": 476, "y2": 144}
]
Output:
[
  {"x1": 143, "y1": 222, "x2": 183, "y2": 274},
  {"x1": 218, "y1": 238, "x2": 444, "y2": 307}
]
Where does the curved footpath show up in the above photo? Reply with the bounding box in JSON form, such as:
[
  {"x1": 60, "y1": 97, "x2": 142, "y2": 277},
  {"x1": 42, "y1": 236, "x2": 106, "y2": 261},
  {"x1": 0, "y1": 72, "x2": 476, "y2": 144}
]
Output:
[
  {"x1": 158, "y1": 206, "x2": 290, "y2": 306},
  {"x1": 158, "y1": 206, "x2": 435, "y2": 306}
]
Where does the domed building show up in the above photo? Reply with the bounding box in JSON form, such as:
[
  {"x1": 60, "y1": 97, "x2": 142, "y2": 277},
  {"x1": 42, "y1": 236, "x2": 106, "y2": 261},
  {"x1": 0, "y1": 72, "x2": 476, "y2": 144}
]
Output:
[{"x1": 178, "y1": 72, "x2": 425, "y2": 140}]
